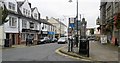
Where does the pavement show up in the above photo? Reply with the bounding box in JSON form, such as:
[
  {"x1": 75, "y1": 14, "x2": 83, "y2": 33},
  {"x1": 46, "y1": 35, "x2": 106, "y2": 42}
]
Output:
[{"x1": 56, "y1": 41, "x2": 119, "y2": 61}]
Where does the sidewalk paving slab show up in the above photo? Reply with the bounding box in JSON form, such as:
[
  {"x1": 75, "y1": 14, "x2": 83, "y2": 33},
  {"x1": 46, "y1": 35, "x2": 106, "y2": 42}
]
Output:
[{"x1": 57, "y1": 41, "x2": 119, "y2": 61}]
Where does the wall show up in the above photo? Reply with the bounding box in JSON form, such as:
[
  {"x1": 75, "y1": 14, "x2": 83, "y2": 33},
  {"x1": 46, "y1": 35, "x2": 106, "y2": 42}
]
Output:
[
  {"x1": 4, "y1": 15, "x2": 18, "y2": 33},
  {"x1": 0, "y1": 26, "x2": 4, "y2": 46},
  {"x1": 4, "y1": 0, "x2": 17, "y2": 12}
]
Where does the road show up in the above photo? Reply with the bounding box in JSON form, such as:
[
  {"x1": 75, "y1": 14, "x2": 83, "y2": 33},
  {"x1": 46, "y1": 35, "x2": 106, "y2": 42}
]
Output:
[{"x1": 2, "y1": 43, "x2": 79, "y2": 61}]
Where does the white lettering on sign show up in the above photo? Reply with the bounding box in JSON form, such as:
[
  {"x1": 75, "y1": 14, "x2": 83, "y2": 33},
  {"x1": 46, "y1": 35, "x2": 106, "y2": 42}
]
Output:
[{"x1": 43, "y1": 31, "x2": 47, "y2": 34}]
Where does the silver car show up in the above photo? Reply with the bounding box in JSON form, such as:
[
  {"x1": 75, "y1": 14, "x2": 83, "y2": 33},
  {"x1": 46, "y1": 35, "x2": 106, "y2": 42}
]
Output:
[{"x1": 57, "y1": 37, "x2": 67, "y2": 44}]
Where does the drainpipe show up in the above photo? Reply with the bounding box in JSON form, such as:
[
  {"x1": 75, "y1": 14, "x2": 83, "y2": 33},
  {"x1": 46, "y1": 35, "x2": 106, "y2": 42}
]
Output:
[{"x1": 18, "y1": 17, "x2": 20, "y2": 45}]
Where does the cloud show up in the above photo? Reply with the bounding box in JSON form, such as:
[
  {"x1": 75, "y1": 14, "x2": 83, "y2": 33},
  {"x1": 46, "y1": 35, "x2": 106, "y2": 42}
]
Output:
[{"x1": 17, "y1": 0, "x2": 100, "y2": 27}]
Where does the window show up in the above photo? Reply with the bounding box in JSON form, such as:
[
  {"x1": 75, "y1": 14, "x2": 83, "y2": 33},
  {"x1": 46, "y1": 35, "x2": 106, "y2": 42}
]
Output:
[
  {"x1": 28, "y1": 10, "x2": 30, "y2": 16},
  {"x1": 9, "y1": 2, "x2": 12, "y2": 9},
  {"x1": 34, "y1": 23, "x2": 37, "y2": 29},
  {"x1": 8, "y1": 2, "x2": 15, "y2": 11},
  {"x1": 22, "y1": 33, "x2": 26, "y2": 40},
  {"x1": 26, "y1": 9, "x2": 27, "y2": 16},
  {"x1": 34, "y1": 13, "x2": 37, "y2": 19},
  {"x1": 45, "y1": 25, "x2": 46, "y2": 29},
  {"x1": 9, "y1": 17, "x2": 17, "y2": 27},
  {"x1": 22, "y1": 19, "x2": 27, "y2": 28},
  {"x1": 30, "y1": 22, "x2": 34, "y2": 28},
  {"x1": 35, "y1": 34, "x2": 37, "y2": 40},
  {"x1": 51, "y1": 26, "x2": 52, "y2": 31},
  {"x1": 12, "y1": 4, "x2": 15, "y2": 10},
  {"x1": 23, "y1": 8, "x2": 25, "y2": 14}
]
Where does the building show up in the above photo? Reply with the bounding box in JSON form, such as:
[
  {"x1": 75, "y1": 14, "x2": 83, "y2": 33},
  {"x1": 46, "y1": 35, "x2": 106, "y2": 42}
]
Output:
[
  {"x1": 1, "y1": 0, "x2": 58, "y2": 47},
  {"x1": 40, "y1": 19, "x2": 56, "y2": 39},
  {"x1": 99, "y1": 1, "x2": 120, "y2": 45},
  {"x1": 2, "y1": 0, "x2": 41, "y2": 46},
  {"x1": 48, "y1": 17, "x2": 67, "y2": 39}
]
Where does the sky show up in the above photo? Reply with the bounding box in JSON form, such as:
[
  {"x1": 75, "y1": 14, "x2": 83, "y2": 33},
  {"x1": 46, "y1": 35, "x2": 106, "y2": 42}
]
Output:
[{"x1": 17, "y1": 0, "x2": 100, "y2": 28}]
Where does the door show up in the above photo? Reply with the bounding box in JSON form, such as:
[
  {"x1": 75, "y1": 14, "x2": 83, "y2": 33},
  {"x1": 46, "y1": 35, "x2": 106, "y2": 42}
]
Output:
[{"x1": 12, "y1": 34, "x2": 15, "y2": 45}]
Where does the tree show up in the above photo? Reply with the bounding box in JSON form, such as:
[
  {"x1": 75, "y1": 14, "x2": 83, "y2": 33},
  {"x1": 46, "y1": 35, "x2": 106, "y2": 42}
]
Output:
[
  {"x1": 90, "y1": 28, "x2": 94, "y2": 35},
  {"x1": 0, "y1": 4, "x2": 8, "y2": 25},
  {"x1": 114, "y1": 13, "x2": 120, "y2": 29}
]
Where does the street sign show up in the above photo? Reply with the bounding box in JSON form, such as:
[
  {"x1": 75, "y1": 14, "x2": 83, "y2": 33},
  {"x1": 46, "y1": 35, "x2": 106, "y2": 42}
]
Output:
[
  {"x1": 69, "y1": 23, "x2": 75, "y2": 28},
  {"x1": 69, "y1": 18, "x2": 75, "y2": 23}
]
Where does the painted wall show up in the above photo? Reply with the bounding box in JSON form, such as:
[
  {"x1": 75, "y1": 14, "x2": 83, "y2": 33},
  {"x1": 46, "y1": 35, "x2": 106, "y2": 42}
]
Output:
[
  {"x1": 19, "y1": 0, "x2": 31, "y2": 17},
  {"x1": 4, "y1": 0, "x2": 18, "y2": 12},
  {"x1": 0, "y1": 26, "x2": 4, "y2": 46},
  {"x1": 4, "y1": 15, "x2": 18, "y2": 33},
  {"x1": 32, "y1": 8, "x2": 39, "y2": 20}
]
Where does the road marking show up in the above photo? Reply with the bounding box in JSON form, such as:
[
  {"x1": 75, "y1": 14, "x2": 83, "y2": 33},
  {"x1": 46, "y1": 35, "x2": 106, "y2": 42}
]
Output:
[{"x1": 55, "y1": 46, "x2": 91, "y2": 61}]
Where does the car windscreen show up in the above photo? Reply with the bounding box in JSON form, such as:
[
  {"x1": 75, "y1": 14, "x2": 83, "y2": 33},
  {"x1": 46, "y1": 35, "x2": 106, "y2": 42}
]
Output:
[{"x1": 59, "y1": 37, "x2": 65, "y2": 40}]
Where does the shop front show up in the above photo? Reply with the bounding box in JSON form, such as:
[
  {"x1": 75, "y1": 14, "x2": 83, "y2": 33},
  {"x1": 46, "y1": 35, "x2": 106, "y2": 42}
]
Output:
[
  {"x1": 41, "y1": 31, "x2": 48, "y2": 38},
  {"x1": 48, "y1": 32, "x2": 55, "y2": 38},
  {"x1": 21, "y1": 29, "x2": 39, "y2": 45}
]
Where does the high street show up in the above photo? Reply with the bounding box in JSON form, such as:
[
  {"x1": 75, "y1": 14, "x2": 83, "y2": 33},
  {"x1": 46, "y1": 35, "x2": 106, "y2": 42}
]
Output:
[{"x1": 2, "y1": 43, "x2": 79, "y2": 61}]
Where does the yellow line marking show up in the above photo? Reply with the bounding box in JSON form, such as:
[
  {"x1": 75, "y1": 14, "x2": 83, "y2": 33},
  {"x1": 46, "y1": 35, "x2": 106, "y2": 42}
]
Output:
[{"x1": 55, "y1": 46, "x2": 91, "y2": 61}]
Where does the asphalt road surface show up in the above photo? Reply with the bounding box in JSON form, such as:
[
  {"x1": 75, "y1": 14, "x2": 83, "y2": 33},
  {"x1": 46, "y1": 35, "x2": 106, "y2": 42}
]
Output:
[{"x1": 2, "y1": 43, "x2": 79, "y2": 61}]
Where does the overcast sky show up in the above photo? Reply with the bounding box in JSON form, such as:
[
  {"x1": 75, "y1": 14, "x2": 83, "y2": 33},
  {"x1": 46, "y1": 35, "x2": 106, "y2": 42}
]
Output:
[{"x1": 17, "y1": 0, "x2": 100, "y2": 28}]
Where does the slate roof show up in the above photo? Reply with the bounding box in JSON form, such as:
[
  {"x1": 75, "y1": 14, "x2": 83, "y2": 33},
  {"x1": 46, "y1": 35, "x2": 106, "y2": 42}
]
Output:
[
  {"x1": 40, "y1": 19, "x2": 55, "y2": 26},
  {"x1": 17, "y1": 2, "x2": 24, "y2": 7},
  {"x1": 51, "y1": 17, "x2": 67, "y2": 27},
  {"x1": 31, "y1": 7, "x2": 35, "y2": 12}
]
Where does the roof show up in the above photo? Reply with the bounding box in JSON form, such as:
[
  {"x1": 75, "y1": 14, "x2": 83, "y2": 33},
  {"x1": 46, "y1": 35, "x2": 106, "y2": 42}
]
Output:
[
  {"x1": 17, "y1": 2, "x2": 24, "y2": 7},
  {"x1": 17, "y1": 8, "x2": 22, "y2": 15},
  {"x1": 31, "y1": 7, "x2": 35, "y2": 12},
  {"x1": 40, "y1": 19, "x2": 55, "y2": 26},
  {"x1": 17, "y1": 1, "x2": 31, "y2": 8},
  {"x1": 51, "y1": 17, "x2": 67, "y2": 27}
]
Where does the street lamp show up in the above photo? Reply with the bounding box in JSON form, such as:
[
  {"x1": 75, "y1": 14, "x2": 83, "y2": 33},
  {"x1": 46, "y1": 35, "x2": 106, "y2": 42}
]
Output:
[{"x1": 68, "y1": 0, "x2": 79, "y2": 47}]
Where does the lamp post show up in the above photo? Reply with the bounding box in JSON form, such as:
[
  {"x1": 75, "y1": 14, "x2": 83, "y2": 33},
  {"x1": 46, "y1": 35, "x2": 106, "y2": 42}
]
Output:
[{"x1": 69, "y1": 0, "x2": 79, "y2": 47}]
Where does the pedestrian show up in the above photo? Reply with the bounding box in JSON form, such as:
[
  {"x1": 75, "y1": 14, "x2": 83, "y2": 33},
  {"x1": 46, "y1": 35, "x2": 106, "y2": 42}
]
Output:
[
  {"x1": 68, "y1": 36, "x2": 73, "y2": 52},
  {"x1": 29, "y1": 34, "x2": 33, "y2": 45},
  {"x1": 26, "y1": 34, "x2": 29, "y2": 46}
]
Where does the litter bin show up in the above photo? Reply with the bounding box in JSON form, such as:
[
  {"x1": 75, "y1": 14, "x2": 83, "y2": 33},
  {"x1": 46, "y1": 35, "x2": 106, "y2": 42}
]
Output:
[
  {"x1": 79, "y1": 38, "x2": 89, "y2": 57},
  {"x1": 4, "y1": 39, "x2": 9, "y2": 47}
]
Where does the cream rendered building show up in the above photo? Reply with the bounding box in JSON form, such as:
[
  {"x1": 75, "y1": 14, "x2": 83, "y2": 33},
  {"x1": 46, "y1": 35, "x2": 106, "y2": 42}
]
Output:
[{"x1": 48, "y1": 17, "x2": 67, "y2": 38}]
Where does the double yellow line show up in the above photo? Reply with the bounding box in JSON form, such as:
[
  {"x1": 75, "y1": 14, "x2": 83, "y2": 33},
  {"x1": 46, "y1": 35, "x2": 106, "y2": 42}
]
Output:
[{"x1": 55, "y1": 46, "x2": 91, "y2": 61}]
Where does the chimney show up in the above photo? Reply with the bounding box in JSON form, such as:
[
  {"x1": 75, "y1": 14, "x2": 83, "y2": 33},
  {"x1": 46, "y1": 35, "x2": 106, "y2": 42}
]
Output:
[
  {"x1": 29, "y1": 3, "x2": 31, "y2": 8},
  {"x1": 46, "y1": 16, "x2": 48, "y2": 21}
]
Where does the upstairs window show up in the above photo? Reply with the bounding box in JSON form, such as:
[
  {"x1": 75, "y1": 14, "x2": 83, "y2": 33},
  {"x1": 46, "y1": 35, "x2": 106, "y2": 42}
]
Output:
[
  {"x1": 8, "y1": 2, "x2": 15, "y2": 11},
  {"x1": 22, "y1": 19, "x2": 27, "y2": 28},
  {"x1": 9, "y1": 16, "x2": 17, "y2": 27},
  {"x1": 34, "y1": 13, "x2": 37, "y2": 19},
  {"x1": 28, "y1": 10, "x2": 30, "y2": 16},
  {"x1": 23, "y1": 8, "x2": 25, "y2": 15},
  {"x1": 26, "y1": 9, "x2": 28, "y2": 16},
  {"x1": 30, "y1": 22, "x2": 34, "y2": 28},
  {"x1": 34, "y1": 23, "x2": 38, "y2": 30}
]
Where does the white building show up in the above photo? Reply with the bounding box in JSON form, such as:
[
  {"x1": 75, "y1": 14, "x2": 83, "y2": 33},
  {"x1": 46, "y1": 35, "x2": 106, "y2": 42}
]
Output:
[
  {"x1": 40, "y1": 19, "x2": 56, "y2": 38},
  {"x1": 3, "y1": 0, "x2": 19, "y2": 45},
  {"x1": 17, "y1": 0, "x2": 41, "y2": 44}
]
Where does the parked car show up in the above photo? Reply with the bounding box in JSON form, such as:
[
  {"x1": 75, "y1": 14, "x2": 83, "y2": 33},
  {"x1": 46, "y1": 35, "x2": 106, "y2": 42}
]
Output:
[
  {"x1": 51, "y1": 38, "x2": 57, "y2": 43},
  {"x1": 58, "y1": 37, "x2": 67, "y2": 44},
  {"x1": 37, "y1": 37, "x2": 50, "y2": 44},
  {"x1": 87, "y1": 35, "x2": 95, "y2": 40},
  {"x1": 37, "y1": 38, "x2": 44, "y2": 44}
]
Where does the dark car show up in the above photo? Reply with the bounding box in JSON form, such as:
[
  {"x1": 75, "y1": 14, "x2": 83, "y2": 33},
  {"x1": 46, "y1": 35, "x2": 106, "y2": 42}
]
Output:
[
  {"x1": 87, "y1": 35, "x2": 95, "y2": 41},
  {"x1": 58, "y1": 37, "x2": 67, "y2": 44}
]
